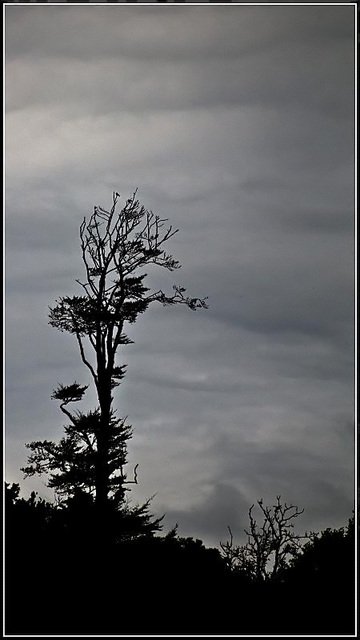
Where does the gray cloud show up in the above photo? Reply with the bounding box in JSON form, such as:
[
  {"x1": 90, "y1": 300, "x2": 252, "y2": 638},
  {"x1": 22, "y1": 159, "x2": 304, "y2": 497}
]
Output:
[
  {"x1": 5, "y1": 5, "x2": 354, "y2": 549},
  {"x1": 5, "y1": 6, "x2": 352, "y2": 63},
  {"x1": 161, "y1": 483, "x2": 251, "y2": 546},
  {"x1": 6, "y1": 40, "x2": 353, "y2": 118}
]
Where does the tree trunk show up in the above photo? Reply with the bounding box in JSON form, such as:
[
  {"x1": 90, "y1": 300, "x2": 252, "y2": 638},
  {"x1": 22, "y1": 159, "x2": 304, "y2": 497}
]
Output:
[{"x1": 95, "y1": 371, "x2": 114, "y2": 516}]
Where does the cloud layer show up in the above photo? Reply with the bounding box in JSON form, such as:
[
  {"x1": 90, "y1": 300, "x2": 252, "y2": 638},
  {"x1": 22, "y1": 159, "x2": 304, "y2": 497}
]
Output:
[{"x1": 5, "y1": 4, "x2": 355, "y2": 547}]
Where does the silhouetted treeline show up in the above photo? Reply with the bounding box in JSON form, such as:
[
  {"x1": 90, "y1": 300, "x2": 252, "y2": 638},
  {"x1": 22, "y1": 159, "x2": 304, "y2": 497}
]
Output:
[{"x1": 5, "y1": 483, "x2": 355, "y2": 635}]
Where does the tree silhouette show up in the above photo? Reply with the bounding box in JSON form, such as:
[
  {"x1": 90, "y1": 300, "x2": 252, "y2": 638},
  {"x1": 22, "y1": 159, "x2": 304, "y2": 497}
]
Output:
[
  {"x1": 22, "y1": 190, "x2": 208, "y2": 534},
  {"x1": 286, "y1": 513, "x2": 355, "y2": 586},
  {"x1": 280, "y1": 514, "x2": 356, "y2": 635},
  {"x1": 5, "y1": 479, "x2": 354, "y2": 635},
  {"x1": 220, "y1": 496, "x2": 306, "y2": 582}
]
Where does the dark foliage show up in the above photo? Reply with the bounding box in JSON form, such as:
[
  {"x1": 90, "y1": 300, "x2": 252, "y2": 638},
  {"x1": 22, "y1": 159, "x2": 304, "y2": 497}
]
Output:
[
  {"x1": 5, "y1": 484, "x2": 355, "y2": 636},
  {"x1": 280, "y1": 514, "x2": 356, "y2": 635}
]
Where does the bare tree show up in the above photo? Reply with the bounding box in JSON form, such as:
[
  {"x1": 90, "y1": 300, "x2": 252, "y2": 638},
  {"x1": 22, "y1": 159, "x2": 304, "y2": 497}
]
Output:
[{"x1": 220, "y1": 496, "x2": 307, "y2": 581}]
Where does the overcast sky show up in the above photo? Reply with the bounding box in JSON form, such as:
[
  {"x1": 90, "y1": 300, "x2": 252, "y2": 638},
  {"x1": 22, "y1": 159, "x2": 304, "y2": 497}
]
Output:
[{"x1": 5, "y1": 3, "x2": 355, "y2": 549}]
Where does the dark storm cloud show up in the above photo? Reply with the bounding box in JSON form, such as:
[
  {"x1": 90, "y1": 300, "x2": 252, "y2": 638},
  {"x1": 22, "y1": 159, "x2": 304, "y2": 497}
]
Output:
[
  {"x1": 208, "y1": 431, "x2": 354, "y2": 536},
  {"x1": 5, "y1": 5, "x2": 354, "y2": 548},
  {"x1": 5, "y1": 6, "x2": 352, "y2": 63},
  {"x1": 161, "y1": 483, "x2": 250, "y2": 546}
]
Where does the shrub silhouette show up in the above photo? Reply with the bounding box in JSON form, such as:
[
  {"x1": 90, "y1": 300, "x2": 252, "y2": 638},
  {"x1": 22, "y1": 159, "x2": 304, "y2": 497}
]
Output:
[{"x1": 5, "y1": 483, "x2": 355, "y2": 635}]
